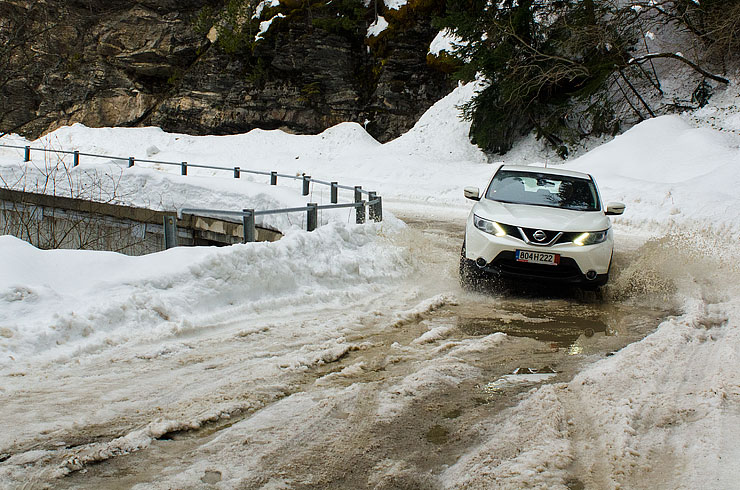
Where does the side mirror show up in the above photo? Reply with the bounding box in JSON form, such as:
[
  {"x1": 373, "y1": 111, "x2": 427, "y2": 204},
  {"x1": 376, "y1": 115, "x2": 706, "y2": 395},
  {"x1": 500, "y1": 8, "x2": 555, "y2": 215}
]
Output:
[
  {"x1": 464, "y1": 186, "x2": 481, "y2": 201},
  {"x1": 605, "y1": 202, "x2": 625, "y2": 215}
]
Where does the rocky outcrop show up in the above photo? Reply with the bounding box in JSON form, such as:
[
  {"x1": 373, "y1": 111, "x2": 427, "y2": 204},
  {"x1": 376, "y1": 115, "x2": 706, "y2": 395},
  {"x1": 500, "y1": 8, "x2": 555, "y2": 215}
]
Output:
[
  {"x1": 0, "y1": 0, "x2": 453, "y2": 142},
  {"x1": 0, "y1": 0, "x2": 209, "y2": 136}
]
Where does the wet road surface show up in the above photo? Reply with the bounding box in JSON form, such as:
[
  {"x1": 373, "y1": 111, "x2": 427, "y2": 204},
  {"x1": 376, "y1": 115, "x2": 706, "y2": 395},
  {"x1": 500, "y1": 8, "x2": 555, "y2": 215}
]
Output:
[{"x1": 6, "y1": 215, "x2": 677, "y2": 489}]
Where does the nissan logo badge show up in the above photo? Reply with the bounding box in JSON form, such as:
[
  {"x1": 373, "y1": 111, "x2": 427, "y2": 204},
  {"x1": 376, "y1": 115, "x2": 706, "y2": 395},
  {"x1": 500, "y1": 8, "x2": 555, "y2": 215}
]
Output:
[{"x1": 533, "y1": 230, "x2": 547, "y2": 242}]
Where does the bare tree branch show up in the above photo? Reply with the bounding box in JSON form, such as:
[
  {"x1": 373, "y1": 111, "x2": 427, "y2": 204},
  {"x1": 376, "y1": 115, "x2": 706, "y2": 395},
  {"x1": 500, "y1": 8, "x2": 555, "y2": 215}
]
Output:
[
  {"x1": 618, "y1": 69, "x2": 656, "y2": 117},
  {"x1": 628, "y1": 52, "x2": 729, "y2": 84}
]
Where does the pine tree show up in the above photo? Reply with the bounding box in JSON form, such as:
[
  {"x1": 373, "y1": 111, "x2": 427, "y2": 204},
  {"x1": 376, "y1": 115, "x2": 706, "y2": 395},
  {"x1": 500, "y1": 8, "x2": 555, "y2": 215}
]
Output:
[
  {"x1": 438, "y1": 0, "x2": 632, "y2": 156},
  {"x1": 438, "y1": 0, "x2": 738, "y2": 157}
]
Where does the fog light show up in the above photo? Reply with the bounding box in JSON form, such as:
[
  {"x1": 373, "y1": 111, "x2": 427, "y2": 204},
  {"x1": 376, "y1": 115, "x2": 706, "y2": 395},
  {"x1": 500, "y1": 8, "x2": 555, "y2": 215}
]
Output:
[
  {"x1": 586, "y1": 270, "x2": 597, "y2": 280},
  {"x1": 476, "y1": 258, "x2": 487, "y2": 268}
]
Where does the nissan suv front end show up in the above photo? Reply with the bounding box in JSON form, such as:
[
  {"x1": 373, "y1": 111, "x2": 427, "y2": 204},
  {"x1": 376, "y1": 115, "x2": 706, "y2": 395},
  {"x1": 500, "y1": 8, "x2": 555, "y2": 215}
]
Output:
[{"x1": 461, "y1": 165, "x2": 625, "y2": 289}]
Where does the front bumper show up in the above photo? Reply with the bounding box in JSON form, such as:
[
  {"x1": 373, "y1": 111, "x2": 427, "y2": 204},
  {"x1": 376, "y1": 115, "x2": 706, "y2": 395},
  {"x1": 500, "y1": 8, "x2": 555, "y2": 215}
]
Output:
[{"x1": 464, "y1": 215, "x2": 613, "y2": 285}]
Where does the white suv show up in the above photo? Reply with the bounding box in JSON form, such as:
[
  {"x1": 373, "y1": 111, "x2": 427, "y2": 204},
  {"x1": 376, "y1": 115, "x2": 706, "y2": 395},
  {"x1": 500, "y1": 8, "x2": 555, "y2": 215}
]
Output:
[{"x1": 461, "y1": 165, "x2": 624, "y2": 289}]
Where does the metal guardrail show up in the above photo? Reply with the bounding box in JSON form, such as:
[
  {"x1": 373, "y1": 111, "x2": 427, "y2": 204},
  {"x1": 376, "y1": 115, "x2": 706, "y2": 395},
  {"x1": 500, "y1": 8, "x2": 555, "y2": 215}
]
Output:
[
  {"x1": 0, "y1": 142, "x2": 383, "y2": 248},
  {"x1": 0, "y1": 142, "x2": 372, "y2": 192},
  {"x1": 178, "y1": 197, "x2": 382, "y2": 244}
]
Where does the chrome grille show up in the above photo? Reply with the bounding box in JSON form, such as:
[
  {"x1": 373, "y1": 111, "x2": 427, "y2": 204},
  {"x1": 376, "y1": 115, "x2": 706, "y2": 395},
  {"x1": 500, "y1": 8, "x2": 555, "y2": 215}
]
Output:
[{"x1": 517, "y1": 227, "x2": 562, "y2": 246}]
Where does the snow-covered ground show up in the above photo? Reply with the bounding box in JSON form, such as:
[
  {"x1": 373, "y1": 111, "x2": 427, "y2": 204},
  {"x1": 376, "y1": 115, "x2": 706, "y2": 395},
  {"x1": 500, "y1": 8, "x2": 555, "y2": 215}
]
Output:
[{"x1": 1, "y1": 80, "x2": 740, "y2": 488}]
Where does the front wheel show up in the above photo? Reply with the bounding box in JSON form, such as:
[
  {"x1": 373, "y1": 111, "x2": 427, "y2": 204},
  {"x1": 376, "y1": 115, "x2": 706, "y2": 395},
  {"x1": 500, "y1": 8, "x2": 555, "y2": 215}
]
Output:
[{"x1": 459, "y1": 240, "x2": 484, "y2": 290}]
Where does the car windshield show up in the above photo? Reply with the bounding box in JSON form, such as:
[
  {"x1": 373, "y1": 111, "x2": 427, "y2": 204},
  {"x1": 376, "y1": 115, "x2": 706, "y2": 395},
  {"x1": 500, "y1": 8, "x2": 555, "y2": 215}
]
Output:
[{"x1": 485, "y1": 170, "x2": 601, "y2": 211}]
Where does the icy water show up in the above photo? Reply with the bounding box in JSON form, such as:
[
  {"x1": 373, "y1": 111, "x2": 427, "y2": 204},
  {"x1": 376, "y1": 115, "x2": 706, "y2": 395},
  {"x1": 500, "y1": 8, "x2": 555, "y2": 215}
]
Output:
[{"x1": 3, "y1": 216, "x2": 678, "y2": 489}]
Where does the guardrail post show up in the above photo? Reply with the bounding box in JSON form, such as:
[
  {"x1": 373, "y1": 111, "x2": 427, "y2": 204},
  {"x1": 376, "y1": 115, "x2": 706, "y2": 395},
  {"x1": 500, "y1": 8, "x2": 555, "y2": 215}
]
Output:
[
  {"x1": 369, "y1": 192, "x2": 383, "y2": 222},
  {"x1": 73, "y1": 151, "x2": 79, "y2": 167},
  {"x1": 243, "y1": 209, "x2": 256, "y2": 243},
  {"x1": 355, "y1": 201, "x2": 366, "y2": 224},
  {"x1": 302, "y1": 175, "x2": 311, "y2": 196},
  {"x1": 234, "y1": 166, "x2": 240, "y2": 178},
  {"x1": 24, "y1": 146, "x2": 30, "y2": 162},
  {"x1": 330, "y1": 182, "x2": 338, "y2": 204},
  {"x1": 307, "y1": 203, "x2": 318, "y2": 232},
  {"x1": 270, "y1": 171, "x2": 277, "y2": 185},
  {"x1": 354, "y1": 186, "x2": 365, "y2": 224},
  {"x1": 368, "y1": 191, "x2": 377, "y2": 221},
  {"x1": 163, "y1": 216, "x2": 178, "y2": 249},
  {"x1": 128, "y1": 157, "x2": 135, "y2": 168},
  {"x1": 181, "y1": 162, "x2": 188, "y2": 176}
]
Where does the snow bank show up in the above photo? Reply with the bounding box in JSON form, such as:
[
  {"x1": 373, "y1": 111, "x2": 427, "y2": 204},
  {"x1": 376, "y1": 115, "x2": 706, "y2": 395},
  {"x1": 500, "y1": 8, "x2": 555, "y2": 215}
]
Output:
[
  {"x1": 567, "y1": 115, "x2": 740, "y2": 237},
  {"x1": 0, "y1": 221, "x2": 409, "y2": 366},
  {"x1": 565, "y1": 294, "x2": 740, "y2": 489},
  {"x1": 385, "y1": 81, "x2": 487, "y2": 165},
  {"x1": 0, "y1": 82, "x2": 490, "y2": 367}
]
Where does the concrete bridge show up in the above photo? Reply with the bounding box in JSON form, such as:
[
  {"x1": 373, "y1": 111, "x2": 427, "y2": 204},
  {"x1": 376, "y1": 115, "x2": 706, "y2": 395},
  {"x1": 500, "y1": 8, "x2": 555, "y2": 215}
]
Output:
[{"x1": 0, "y1": 188, "x2": 281, "y2": 255}]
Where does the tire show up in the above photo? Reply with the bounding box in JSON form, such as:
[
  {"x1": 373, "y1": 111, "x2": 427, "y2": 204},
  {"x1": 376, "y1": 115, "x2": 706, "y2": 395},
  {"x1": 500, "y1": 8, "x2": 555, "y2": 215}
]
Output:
[{"x1": 459, "y1": 240, "x2": 484, "y2": 290}]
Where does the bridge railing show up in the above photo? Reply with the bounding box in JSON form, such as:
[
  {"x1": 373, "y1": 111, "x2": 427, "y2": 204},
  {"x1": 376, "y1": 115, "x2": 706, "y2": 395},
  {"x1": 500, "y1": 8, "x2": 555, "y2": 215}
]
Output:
[{"x1": 0, "y1": 142, "x2": 383, "y2": 246}]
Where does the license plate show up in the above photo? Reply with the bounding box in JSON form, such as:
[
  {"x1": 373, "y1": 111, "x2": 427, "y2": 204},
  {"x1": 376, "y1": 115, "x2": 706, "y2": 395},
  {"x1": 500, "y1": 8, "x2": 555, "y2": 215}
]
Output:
[{"x1": 516, "y1": 250, "x2": 560, "y2": 266}]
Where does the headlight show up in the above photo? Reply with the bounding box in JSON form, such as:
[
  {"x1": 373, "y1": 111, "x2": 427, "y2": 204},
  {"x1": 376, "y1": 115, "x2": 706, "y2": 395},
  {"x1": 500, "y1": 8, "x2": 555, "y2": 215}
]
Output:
[
  {"x1": 573, "y1": 229, "x2": 609, "y2": 246},
  {"x1": 474, "y1": 215, "x2": 507, "y2": 237}
]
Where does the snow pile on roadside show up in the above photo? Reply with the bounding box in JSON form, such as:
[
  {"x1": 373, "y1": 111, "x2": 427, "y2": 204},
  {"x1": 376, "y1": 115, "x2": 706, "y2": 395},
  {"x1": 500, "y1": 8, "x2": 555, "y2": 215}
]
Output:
[
  {"x1": 568, "y1": 115, "x2": 740, "y2": 238},
  {"x1": 0, "y1": 221, "x2": 410, "y2": 367},
  {"x1": 385, "y1": 81, "x2": 487, "y2": 165},
  {"x1": 0, "y1": 125, "x2": 398, "y2": 232},
  {"x1": 0, "y1": 158, "x2": 337, "y2": 231}
]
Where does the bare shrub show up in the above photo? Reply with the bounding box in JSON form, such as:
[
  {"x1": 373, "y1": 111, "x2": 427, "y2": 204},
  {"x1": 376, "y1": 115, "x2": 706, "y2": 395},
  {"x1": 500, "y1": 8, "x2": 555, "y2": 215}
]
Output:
[{"x1": 0, "y1": 146, "x2": 150, "y2": 253}]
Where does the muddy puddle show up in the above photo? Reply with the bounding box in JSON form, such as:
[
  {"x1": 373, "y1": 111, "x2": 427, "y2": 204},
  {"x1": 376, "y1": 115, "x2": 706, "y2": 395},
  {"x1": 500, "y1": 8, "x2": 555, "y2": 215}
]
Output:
[
  {"x1": 454, "y1": 296, "x2": 673, "y2": 351},
  {"x1": 459, "y1": 308, "x2": 610, "y2": 348},
  {"x1": 399, "y1": 214, "x2": 681, "y2": 358}
]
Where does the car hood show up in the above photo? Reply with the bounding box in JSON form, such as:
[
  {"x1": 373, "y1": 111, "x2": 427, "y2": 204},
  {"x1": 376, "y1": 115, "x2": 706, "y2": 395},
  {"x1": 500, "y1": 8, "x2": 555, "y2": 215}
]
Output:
[{"x1": 473, "y1": 199, "x2": 610, "y2": 232}]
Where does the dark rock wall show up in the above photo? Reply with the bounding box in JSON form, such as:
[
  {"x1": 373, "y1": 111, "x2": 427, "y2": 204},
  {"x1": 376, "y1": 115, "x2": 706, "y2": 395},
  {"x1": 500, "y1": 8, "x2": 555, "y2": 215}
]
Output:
[{"x1": 0, "y1": 0, "x2": 452, "y2": 142}]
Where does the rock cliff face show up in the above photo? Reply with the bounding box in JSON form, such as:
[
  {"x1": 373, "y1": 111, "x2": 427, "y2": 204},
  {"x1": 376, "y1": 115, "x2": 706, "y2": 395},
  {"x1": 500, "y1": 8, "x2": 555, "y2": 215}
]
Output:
[{"x1": 0, "y1": 0, "x2": 453, "y2": 142}]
